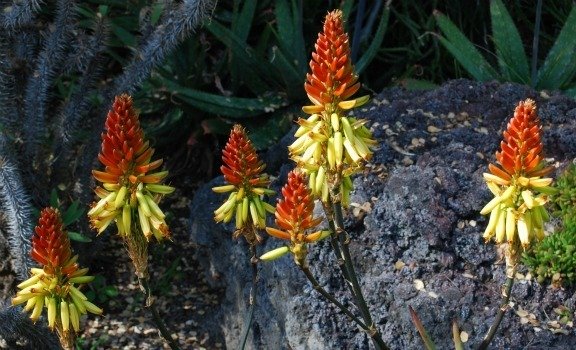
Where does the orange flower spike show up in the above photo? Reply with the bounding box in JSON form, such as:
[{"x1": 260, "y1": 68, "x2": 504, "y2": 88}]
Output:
[
  {"x1": 493, "y1": 99, "x2": 551, "y2": 179},
  {"x1": 303, "y1": 10, "x2": 362, "y2": 114},
  {"x1": 31, "y1": 208, "x2": 73, "y2": 274},
  {"x1": 88, "y1": 94, "x2": 174, "y2": 241},
  {"x1": 267, "y1": 171, "x2": 323, "y2": 243},
  {"x1": 264, "y1": 170, "x2": 325, "y2": 265},
  {"x1": 213, "y1": 125, "x2": 274, "y2": 244},
  {"x1": 220, "y1": 125, "x2": 268, "y2": 188}
]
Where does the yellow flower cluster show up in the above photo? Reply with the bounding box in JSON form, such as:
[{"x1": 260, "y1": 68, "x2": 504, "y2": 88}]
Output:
[
  {"x1": 12, "y1": 264, "x2": 102, "y2": 332},
  {"x1": 481, "y1": 175, "x2": 553, "y2": 247},
  {"x1": 289, "y1": 111, "x2": 375, "y2": 205}
]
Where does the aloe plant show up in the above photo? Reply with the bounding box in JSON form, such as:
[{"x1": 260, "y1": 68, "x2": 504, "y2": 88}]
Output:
[{"x1": 434, "y1": 0, "x2": 576, "y2": 96}]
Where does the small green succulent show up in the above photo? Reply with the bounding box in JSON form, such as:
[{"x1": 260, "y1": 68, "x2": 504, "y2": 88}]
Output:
[
  {"x1": 523, "y1": 163, "x2": 576, "y2": 287},
  {"x1": 523, "y1": 224, "x2": 576, "y2": 287}
]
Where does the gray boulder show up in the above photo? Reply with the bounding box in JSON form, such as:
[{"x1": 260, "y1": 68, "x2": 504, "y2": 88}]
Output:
[{"x1": 190, "y1": 79, "x2": 576, "y2": 349}]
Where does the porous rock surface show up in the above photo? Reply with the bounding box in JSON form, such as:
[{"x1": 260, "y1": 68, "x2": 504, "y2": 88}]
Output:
[{"x1": 190, "y1": 79, "x2": 576, "y2": 349}]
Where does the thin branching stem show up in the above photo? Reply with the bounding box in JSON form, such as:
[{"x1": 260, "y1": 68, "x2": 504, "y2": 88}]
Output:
[
  {"x1": 238, "y1": 244, "x2": 258, "y2": 350},
  {"x1": 322, "y1": 200, "x2": 352, "y2": 283},
  {"x1": 477, "y1": 266, "x2": 516, "y2": 350},
  {"x1": 140, "y1": 277, "x2": 181, "y2": 350},
  {"x1": 332, "y1": 201, "x2": 388, "y2": 350},
  {"x1": 299, "y1": 264, "x2": 368, "y2": 330}
]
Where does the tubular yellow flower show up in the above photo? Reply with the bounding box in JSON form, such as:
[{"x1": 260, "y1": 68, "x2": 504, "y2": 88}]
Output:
[
  {"x1": 12, "y1": 208, "x2": 102, "y2": 348},
  {"x1": 88, "y1": 94, "x2": 174, "y2": 241},
  {"x1": 213, "y1": 124, "x2": 274, "y2": 245},
  {"x1": 481, "y1": 99, "x2": 553, "y2": 252}
]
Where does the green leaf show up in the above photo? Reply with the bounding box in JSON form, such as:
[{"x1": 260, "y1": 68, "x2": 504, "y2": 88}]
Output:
[
  {"x1": 232, "y1": 0, "x2": 256, "y2": 42},
  {"x1": 68, "y1": 231, "x2": 92, "y2": 243},
  {"x1": 104, "y1": 286, "x2": 119, "y2": 297},
  {"x1": 356, "y1": 2, "x2": 390, "y2": 74},
  {"x1": 50, "y1": 189, "x2": 59, "y2": 208},
  {"x1": 111, "y1": 23, "x2": 137, "y2": 48},
  {"x1": 536, "y1": 5, "x2": 576, "y2": 90},
  {"x1": 409, "y1": 306, "x2": 437, "y2": 350},
  {"x1": 63, "y1": 201, "x2": 84, "y2": 226},
  {"x1": 243, "y1": 111, "x2": 293, "y2": 150},
  {"x1": 269, "y1": 46, "x2": 306, "y2": 99},
  {"x1": 562, "y1": 85, "x2": 576, "y2": 98},
  {"x1": 206, "y1": 20, "x2": 281, "y2": 94},
  {"x1": 274, "y1": 0, "x2": 307, "y2": 74},
  {"x1": 150, "y1": 3, "x2": 164, "y2": 26},
  {"x1": 162, "y1": 79, "x2": 288, "y2": 118},
  {"x1": 434, "y1": 10, "x2": 498, "y2": 81},
  {"x1": 490, "y1": 0, "x2": 530, "y2": 84}
]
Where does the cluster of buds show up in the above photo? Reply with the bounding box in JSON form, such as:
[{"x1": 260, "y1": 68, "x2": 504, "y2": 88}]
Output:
[
  {"x1": 213, "y1": 124, "x2": 275, "y2": 245},
  {"x1": 12, "y1": 208, "x2": 102, "y2": 347},
  {"x1": 88, "y1": 94, "x2": 174, "y2": 242},
  {"x1": 262, "y1": 170, "x2": 328, "y2": 265},
  {"x1": 289, "y1": 9, "x2": 376, "y2": 206},
  {"x1": 481, "y1": 99, "x2": 554, "y2": 256}
]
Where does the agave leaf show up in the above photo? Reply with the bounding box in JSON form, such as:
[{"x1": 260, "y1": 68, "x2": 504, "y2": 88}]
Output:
[
  {"x1": 206, "y1": 20, "x2": 282, "y2": 94},
  {"x1": 536, "y1": 5, "x2": 576, "y2": 90},
  {"x1": 490, "y1": 0, "x2": 530, "y2": 84},
  {"x1": 232, "y1": 0, "x2": 256, "y2": 42},
  {"x1": 434, "y1": 10, "x2": 498, "y2": 82},
  {"x1": 275, "y1": 0, "x2": 306, "y2": 64},
  {"x1": 356, "y1": 1, "x2": 390, "y2": 74},
  {"x1": 162, "y1": 79, "x2": 288, "y2": 118},
  {"x1": 409, "y1": 306, "x2": 437, "y2": 350},
  {"x1": 272, "y1": 0, "x2": 307, "y2": 87},
  {"x1": 562, "y1": 85, "x2": 576, "y2": 98},
  {"x1": 270, "y1": 46, "x2": 306, "y2": 99},
  {"x1": 229, "y1": 0, "x2": 257, "y2": 91}
]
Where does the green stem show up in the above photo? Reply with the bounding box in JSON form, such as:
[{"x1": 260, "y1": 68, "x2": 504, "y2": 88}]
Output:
[
  {"x1": 238, "y1": 244, "x2": 258, "y2": 350},
  {"x1": 332, "y1": 201, "x2": 388, "y2": 350},
  {"x1": 140, "y1": 277, "x2": 181, "y2": 350},
  {"x1": 477, "y1": 266, "x2": 516, "y2": 350},
  {"x1": 322, "y1": 200, "x2": 352, "y2": 282},
  {"x1": 299, "y1": 265, "x2": 368, "y2": 330},
  {"x1": 332, "y1": 202, "x2": 373, "y2": 323}
]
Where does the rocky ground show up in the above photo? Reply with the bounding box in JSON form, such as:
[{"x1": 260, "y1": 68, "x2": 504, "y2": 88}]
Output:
[
  {"x1": 2, "y1": 79, "x2": 576, "y2": 349},
  {"x1": 191, "y1": 79, "x2": 576, "y2": 349}
]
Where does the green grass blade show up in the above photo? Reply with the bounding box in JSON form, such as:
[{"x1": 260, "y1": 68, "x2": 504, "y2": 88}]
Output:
[
  {"x1": 434, "y1": 10, "x2": 498, "y2": 81},
  {"x1": 162, "y1": 80, "x2": 288, "y2": 118},
  {"x1": 490, "y1": 0, "x2": 530, "y2": 83},
  {"x1": 356, "y1": 1, "x2": 390, "y2": 74},
  {"x1": 536, "y1": 5, "x2": 576, "y2": 90}
]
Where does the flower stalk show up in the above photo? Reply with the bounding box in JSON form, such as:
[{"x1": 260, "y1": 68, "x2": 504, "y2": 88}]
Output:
[
  {"x1": 88, "y1": 94, "x2": 179, "y2": 349},
  {"x1": 478, "y1": 99, "x2": 553, "y2": 349},
  {"x1": 212, "y1": 124, "x2": 275, "y2": 349}
]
